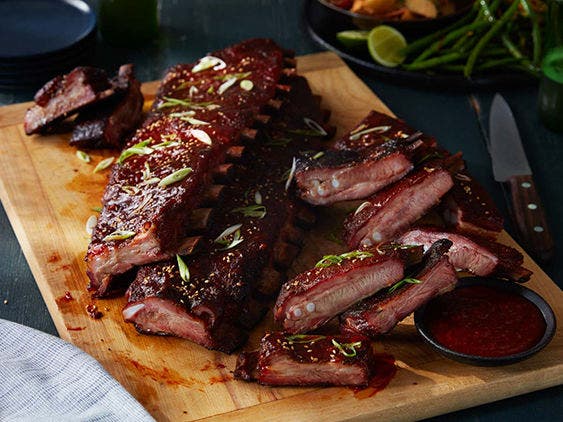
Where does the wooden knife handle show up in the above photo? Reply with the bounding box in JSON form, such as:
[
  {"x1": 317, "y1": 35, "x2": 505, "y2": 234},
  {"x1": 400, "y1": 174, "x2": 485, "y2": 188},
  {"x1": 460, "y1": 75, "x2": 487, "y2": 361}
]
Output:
[{"x1": 504, "y1": 174, "x2": 554, "y2": 262}]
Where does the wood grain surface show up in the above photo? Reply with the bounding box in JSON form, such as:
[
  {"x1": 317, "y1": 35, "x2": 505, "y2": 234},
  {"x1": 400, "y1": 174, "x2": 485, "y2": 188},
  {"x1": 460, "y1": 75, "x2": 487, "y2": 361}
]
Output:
[{"x1": 0, "y1": 52, "x2": 561, "y2": 422}]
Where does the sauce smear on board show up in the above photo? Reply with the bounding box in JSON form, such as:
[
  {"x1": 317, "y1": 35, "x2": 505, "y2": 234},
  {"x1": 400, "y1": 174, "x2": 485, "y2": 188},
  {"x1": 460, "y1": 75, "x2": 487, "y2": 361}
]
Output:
[{"x1": 425, "y1": 285, "x2": 546, "y2": 357}]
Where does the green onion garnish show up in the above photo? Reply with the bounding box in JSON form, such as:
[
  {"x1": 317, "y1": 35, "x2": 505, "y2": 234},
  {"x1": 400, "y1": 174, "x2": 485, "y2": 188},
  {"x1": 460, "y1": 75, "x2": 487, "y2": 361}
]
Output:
[
  {"x1": 240, "y1": 80, "x2": 254, "y2": 91},
  {"x1": 176, "y1": 254, "x2": 190, "y2": 282},
  {"x1": 214, "y1": 224, "x2": 244, "y2": 250},
  {"x1": 93, "y1": 157, "x2": 114, "y2": 173},
  {"x1": 331, "y1": 339, "x2": 362, "y2": 357},
  {"x1": 102, "y1": 230, "x2": 136, "y2": 242},
  {"x1": 315, "y1": 250, "x2": 374, "y2": 268},
  {"x1": 158, "y1": 167, "x2": 193, "y2": 187},
  {"x1": 286, "y1": 334, "x2": 325, "y2": 344},
  {"x1": 118, "y1": 140, "x2": 154, "y2": 164},
  {"x1": 76, "y1": 150, "x2": 91, "y2": 163},
  {"x1": 388, "y1": 277, "x2": 422, "y2": 294},
  {"x1": 231, "y1": 204, "x2": 266, "y2": 219},
  {"x1": 349, "y1": 125, "x2": 391, "y2": 141}
]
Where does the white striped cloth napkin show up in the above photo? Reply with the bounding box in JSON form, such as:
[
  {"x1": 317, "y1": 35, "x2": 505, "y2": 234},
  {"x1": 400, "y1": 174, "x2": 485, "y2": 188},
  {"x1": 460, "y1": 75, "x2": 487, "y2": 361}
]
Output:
[{"x1": 0, "y1": 319, "x2": 155, "y2": 422}]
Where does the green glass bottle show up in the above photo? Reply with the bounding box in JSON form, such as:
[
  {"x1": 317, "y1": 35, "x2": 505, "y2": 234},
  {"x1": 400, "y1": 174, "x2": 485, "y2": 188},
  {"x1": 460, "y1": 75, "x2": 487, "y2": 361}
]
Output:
[
  {"x1": 99, "y1": 0, "x2": 159, "y2": 46},
  {"x1": 538, "y1": 0, "x2": 563, "y2": 132}
]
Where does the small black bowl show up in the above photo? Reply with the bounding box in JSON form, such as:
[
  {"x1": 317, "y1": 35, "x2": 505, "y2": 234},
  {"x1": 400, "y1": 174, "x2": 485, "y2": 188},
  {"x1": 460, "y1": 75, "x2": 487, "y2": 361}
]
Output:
[{"x1": 414, "y1": 277, "x2": 557, "y2": 366}]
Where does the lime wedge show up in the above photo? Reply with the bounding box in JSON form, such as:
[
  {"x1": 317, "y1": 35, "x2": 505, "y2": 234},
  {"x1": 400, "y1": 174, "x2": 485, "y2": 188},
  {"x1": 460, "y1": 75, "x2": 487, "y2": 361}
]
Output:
[
  {"x1": 336, "y1": 30, "x2": 369, "y2": 49},
  {"x1": 367, "y1": 25, "x2": 407, "y2": 68}
]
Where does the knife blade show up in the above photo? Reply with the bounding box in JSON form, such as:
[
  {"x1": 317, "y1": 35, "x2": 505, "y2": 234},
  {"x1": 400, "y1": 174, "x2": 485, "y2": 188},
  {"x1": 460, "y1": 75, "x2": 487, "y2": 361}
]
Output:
[{"x1": 489, "y1": 93, "x2": 554, "y2": 262}]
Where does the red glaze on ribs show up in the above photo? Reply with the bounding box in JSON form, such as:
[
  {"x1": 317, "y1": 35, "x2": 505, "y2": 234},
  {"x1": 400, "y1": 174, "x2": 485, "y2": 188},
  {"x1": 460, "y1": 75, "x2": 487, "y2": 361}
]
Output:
[
  {"x1": 234, "y1": 332, "x2": 374, "y2": 387},
  {"x1": 295, "y1": 110, "x2": 437, "y2": 206},
  {"x1": 87, "y1": 39, "x2": 289, "y2": 296},
  {"x1": 442, "y1": 171, "x2": 504, "y2": 239},
  {"x1": 397, "y1": 227, "x2": 532, "y2": 282},
  {"x1": 341, "y1": 239, "x2": 458, "y2": 337},
  {"x1": 343, "y1": 164, "x2": 454, "y2": 249},
  {"x1": 24, "y1": 67, "x2": 116, "y2": 135},
  {"x1": 274, "y1": 247, "x2": 423, "y2": 334},
  {"x1": 70, "y1": 64, "x2": 144, "y2": 149},
  {"x1": 122, "y1": 75, "x2": 332, "y2": 351}
]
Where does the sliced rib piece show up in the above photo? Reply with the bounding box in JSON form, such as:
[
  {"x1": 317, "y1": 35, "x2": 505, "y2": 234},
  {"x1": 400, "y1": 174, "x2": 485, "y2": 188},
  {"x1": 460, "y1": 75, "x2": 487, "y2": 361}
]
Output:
[
  {"x1": 294, "y1": 109, "x2": 439, "y2": 206},
  {"x1": 343, "y1": 165, "x2": 454, "y2": 249},
  {"x1": 295, "y1": 135, "x2": 423, "y2": 206},
  {"x1": 87, "y1": 39, "x2": 289, "y2": 296},
  {"x1": 234, "y1": 332, "x2": 374, "y2": 387},
  {"x1": 24, "y1": 67, "x2": 116, "y2": 135},
  {"x1": 274, "y1": 247, "x2": 423, "y2": 334},
  {"x1": 341, "y1": 239, "x2": 457, "y2": 337},
  {"x1": 397, "y1": 227, "x2": 532, "y2": 282},
  {"x1": 70, "y1": 64, "x2": 144, "y2": 149},
  {"x1": 123, "y1": 75, "x2": 332, "y2": 351},
  {"x1": 442, "y1": 171, "x2": 504, "y2": 239}
]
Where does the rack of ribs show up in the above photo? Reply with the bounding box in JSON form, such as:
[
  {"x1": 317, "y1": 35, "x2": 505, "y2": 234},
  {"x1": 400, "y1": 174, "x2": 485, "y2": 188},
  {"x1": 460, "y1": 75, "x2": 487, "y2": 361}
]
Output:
[
  {"x1": 122, "y1": 75, "x2": 333, "y2": 352},
  {"x1": 234, "y1": 332, "x2": 374, "y2": 387},
  {"x1": 294, "y1": 111, "x2": 438, "y2": 205},
  {"x1": 86, "y1": 39, "x2": 294, "y2": 296},
  {"x1": 340, "y1": 239, "x2": 458, "y2": 337}
]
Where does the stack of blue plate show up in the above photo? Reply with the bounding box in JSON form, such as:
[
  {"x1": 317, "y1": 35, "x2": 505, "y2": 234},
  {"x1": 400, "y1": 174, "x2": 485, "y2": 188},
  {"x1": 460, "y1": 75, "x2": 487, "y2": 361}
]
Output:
[{"x1": 0, "y1": 0, "x2": 96, "y2": 90}]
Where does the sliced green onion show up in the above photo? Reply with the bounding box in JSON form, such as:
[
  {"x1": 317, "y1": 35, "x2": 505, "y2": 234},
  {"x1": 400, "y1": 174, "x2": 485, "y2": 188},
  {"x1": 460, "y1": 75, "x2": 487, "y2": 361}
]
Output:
[
  {"x1": 285, "y1": 157, "x2": 297, "y2": 191},
  {"x1": 121, "y1": 185, "x2": 140, "y2": 195},
  {"x1": 91, "y1": 206, "x2": 102, "y2": 213},
  {"x1": 188, "y1": 86, "x2": 198, "y2": 97},
  {"x1": 312, "y1": 151, "x2": 324, "y2": 160},
  {"x1": 158, "y1": 167, "x2": 193, "y2": 187},
  {"x1": 349, "y1": 125, "x2": 391, "y2": 141},
  {"x1": 231, "y1": 204, "x2": 266, "y2": 219},
  {"x1": 76, "y1": 150, "x2": 91, "y2": 163},
  {"x1": 191, "y1": 129, "x2": 212, "y2": 145},
  {"x1": 153, "y1": 140, "x2": 180, "y2": 150},
  {"x1": 315, "y1": 250, "x2": 373, "y2": 268},
  {"x1": 192, "y1": 55, "x2": 226, "y2": 73},
  {"x1": 176, "y1": 254, "x2": 190, "y2": 282},
  {"x1": 214, "y1": 72, "x2": 252, "y2": 81},
  {"x1": 332, "y1": 339, "x2": 362, "y2": 357},
  {"x1": 218, "y1": 77, "x2": 238, "y2": 95},
  {"x1": 118, "y1": 140, "x2": 154, "y2": 164},
  {"x1": 304, "y1": 118, "x2": 328, "y2": 136},
  {"x1": 286, "y1": 334, "x2": 326, "y2": 344},
  {"x1": 240, "y1": 80, "x2": 254, "y2": 91},
  {"x1": 103, "y1": 230, "x2": 136, "y2": 242},
  {"x1": 93, "y1": 157, "x2": 114, "y2": 173},
  {"x1": 354, "y1": 201, "x2": 371, "y2": 216},
  {"x1": 388, "y1": 277, "x2": 422, "y2": 294},
  {"x1": 85, "y1": 215, "x2": 97, "y2": 235},
  {"x1": 214, "y1": 223, "x2": 244, "y2": 250}
]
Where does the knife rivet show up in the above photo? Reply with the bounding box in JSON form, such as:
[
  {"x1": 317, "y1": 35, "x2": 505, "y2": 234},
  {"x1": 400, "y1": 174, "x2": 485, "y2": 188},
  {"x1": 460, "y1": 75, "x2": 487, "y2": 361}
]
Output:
[
  {"x1": 533, "y1": 226, "x2": 544, "y2": 233},
  {"x1": 528, "y1": 203, "x2": 538, "y2": 210},
  {"x1": 521, "y1": 182, "x2": 531, "y2": 188}
]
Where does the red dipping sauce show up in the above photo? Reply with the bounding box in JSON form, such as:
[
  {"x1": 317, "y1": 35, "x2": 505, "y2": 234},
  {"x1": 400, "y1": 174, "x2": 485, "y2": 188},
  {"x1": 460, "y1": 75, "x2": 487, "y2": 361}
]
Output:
[{"x1": 425, "y1": 285, "x2": 546, "y2": 357}]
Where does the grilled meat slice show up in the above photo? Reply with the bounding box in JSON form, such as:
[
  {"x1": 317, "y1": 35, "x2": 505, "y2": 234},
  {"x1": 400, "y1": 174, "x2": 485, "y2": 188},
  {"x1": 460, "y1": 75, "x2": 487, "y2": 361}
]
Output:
[
  {"x1": 294, "y1": 110, "x2": 438, "y2": 206},
  {"x1": 341, "y1": 239, "x2": 457, "y2": 337},
  {"x1": 87, "y1": 39, "x2": 289, "y2": 296},
  {"x1": 397, "y1": 227, "x2": 532, "y2": 282},
  {"x1": 123, "y1": 75, "x2": 331, "y2": 350},
  {"x1": 70, "y1": 64, "x2": 144, "y2": 149},
  {"x1": 295, "y1": 135, "x2": 424, "y2": 206},
  {"x1": 234, "y1": 332, "x2": 374, "y2": 387},
  {"x1": 442, "y1": 171, "x2": 504, "y2": 239},
  {"x1": 274, "y1": 247, "x2": 423, "y2": 334},
  {"x1": 24, "y1": 67, "x2": 116, "y2": 135},
  {"x1": 343, "y1": 165, "x2": 454, "y2": 249}
]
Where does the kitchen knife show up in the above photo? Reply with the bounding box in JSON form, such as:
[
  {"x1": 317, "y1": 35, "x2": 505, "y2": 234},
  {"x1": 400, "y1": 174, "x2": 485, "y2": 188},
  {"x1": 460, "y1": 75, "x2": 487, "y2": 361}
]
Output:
[{"x1": 489, "y1": 93, "x2": 554, "y2": 262}]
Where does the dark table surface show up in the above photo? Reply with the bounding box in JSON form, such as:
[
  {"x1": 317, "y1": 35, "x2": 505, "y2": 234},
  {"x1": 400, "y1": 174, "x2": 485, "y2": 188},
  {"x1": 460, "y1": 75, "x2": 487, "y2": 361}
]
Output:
[{"x1": 0, "y1": 0, "x2": 561, "y2": 420}]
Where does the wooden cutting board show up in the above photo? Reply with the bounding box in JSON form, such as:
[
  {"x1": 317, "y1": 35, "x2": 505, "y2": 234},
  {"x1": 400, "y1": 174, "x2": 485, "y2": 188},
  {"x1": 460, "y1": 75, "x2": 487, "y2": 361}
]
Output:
[{"x1": 0, "y1": 52, "x2": 561, "y2": 422}]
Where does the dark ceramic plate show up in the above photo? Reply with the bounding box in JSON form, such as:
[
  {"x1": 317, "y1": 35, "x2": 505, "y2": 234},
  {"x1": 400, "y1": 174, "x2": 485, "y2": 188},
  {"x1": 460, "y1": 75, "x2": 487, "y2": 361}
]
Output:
[
  {"x1": 304, "y1": 0, "x2": 535, "y2": 89},
  {"x1": 0, "y1": 0, "x2": 96, "y2": 60},
  {"x1": 414, "y1": 277, "x2": 557, "y2": 366}
]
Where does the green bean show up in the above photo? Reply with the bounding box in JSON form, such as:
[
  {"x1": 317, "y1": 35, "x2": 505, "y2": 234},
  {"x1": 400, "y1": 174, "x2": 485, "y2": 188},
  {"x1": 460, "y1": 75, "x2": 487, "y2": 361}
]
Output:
[
  {"x1": 478, "y1": 57, "x2": 523, "y2": 70},
  {"x1": 464, "y1": 0, "x2": 521, "y2": 78},
  {"x1": 413, "y1": 21, "x2": 489, "y2": 63},
  {"x1": 519, "y1": 0, "x2": 542, "y2": 65},
  {"x1": 402, "y1": 7, "x2": 478, "y2": 57},
  {"x1": 404, "y1": 52, "x2": 464, "y2": 70},
  {"x1": 501, "y1": 33, "x2": 524, "y2": 59}
]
